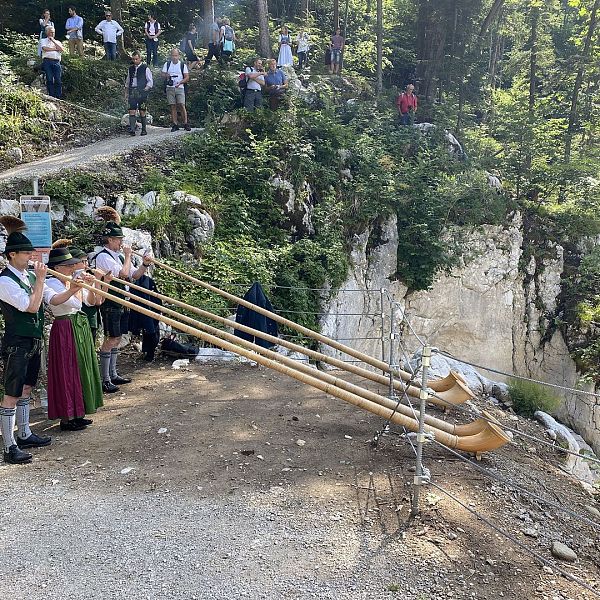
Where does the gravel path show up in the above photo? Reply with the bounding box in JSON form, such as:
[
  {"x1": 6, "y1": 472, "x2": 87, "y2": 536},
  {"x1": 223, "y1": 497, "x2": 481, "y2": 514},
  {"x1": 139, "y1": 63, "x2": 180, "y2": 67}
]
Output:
[{"x1": 0, "y1": 127, "x2": 201, "y2": 183}]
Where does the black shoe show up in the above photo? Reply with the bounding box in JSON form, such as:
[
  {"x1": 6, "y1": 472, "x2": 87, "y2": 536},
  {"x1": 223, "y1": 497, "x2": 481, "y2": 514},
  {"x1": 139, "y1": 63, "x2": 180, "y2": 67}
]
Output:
[
  {"x1": 140, "y1": 129, "x2": 147, "y2": 136},
  {"x1": 129, "y1": 129, "x2": 136, "y2": 136},
  {"x1": 111, "y1": 375, "x2": 132, "y2": 385},
  {"x1": 75, "y1": 417, "x2": 93, "y2": 426},
  {"x1": 16, "y1": 433, "x2": 52, "y2": 449},
  {"x1": 184, "y1": 123, "x2": 191, "y2": 131},
  {"x1": 59, "y1": 420, "x2": 87, "y2": 432},
  {"x1": 4, "y1": 445, "x2": 32, "y2": 464},
  {"x1": 171, "y1": 124, "x2": 179, "y2": 132},
  {"x1": 102, "y1": 381, "x2": 120, "y2": 393}
]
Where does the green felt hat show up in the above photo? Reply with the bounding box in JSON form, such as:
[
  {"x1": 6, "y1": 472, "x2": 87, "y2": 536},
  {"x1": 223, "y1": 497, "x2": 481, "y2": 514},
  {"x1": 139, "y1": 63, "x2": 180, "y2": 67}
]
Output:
[
  {"x1": 70, "y1": 247, "x2": 87, "y2": 260},
  {"x1": 101, "y1": 221, "x2": 124, "y2": 238},
  {"x1": 4, "y1": 231, "x2": 35, "y2": 253},
  {"x1": 47, "y1": 248, "x2": 80, "y2": 266}
]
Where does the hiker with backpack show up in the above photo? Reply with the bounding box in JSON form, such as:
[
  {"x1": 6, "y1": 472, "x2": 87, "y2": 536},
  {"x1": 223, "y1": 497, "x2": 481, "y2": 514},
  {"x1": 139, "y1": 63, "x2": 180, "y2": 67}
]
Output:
[
  {"x1": 244, "y1": 57, "x2": 265, "y2": 111},
  {"x1": 181, "y1": 23, "x2": 200, "y2": 70},
  {"x1": 124, "y1": 50, "x2": 153, "y2": 136},
  {"x1": 220, "y1": 18, "x2": 236, "y2": 64},
  {"x1": 396, "y1": 84, "x2": 418, "y2": 125},
  {"x1": 161, "y1": 48, "x2": 191, "y2": 131},
  {"x1": 144, "y1": 14, "x2": 162, "y2": 67}
]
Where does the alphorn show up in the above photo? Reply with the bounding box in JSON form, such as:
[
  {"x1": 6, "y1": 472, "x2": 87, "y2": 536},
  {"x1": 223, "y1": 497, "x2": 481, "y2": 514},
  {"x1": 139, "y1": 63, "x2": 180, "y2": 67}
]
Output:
[
  {"x1": 96, "y1": 270, "x2": 465, "y2": 409},
  {"x1": 90, "y1": 271, "x2": 488, "y2": 436},
  {"x1": 50, "y1": 269, "x2": 510, "y2": 453},
  {"x1": 136, "y1": 253, "x2": 473, "y2": 401}
]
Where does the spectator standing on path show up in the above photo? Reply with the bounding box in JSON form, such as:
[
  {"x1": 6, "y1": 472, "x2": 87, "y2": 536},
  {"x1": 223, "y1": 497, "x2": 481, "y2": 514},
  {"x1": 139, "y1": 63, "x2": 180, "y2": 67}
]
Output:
[
  {"x1": 38, "y1": 9, "x2": 54, "y2": 56},
  {"x1": 220, "y1": 18, "x2": 236, "y2": 64},
  {"x1": 95, "y1": 11, "x2": 124, "y2": 61},
  {"x1": 296, "y1": 30, "x2": 310, "y2": 70},
  {"x1": 40, "y1": 27, "x2": 64, "y2": 99},
  {"x1": 203, "y1": 16, "x2": 221, "y2": 69},
  {"x1": 65, "y1": 6, "x2": 84, "y2": 57},
  {"x1": 144, "y1": 15, "x2": 162, "y2": 67},
  {"x1": 244, "y1": 57, "x2": 265, "y2": 111},
  {"x1": 162, "y1": 48, "x2": 191, "y2": 131},
  {"x1": 277, "y1": 26, "x2": 293, "y2": 67},
  {"x1": 396, "y1": 84, "x2": 418, "y2": 125},
  {"x1": 125, "y1": 51, "x2": 153, "y2": 136},
  {"x1": 329, "y1": 27, "x2": 344, "y2": 75},
  {"x1": 265, "y1": 58, "x2": 288, "y2": 110},
  {"x1": 181, "y1": 23, "x2": 200, "y2": 69}
]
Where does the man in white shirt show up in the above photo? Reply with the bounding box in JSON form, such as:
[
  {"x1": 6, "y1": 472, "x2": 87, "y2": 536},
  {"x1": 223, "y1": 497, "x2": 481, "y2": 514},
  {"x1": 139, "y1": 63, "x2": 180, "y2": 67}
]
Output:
[
  {"x1": 65, "y1": 6, "x2": 84, "y2": 57},
  {"x1": 40, "y1": 26, "x2": 64, "y2": 98},
  {"x1": 125, "y1": 51, "x2": 154, "y2": 136},
  {"x1": 244, "y1": 57, "x2": 265, "y2": 111},
  {"x1": 93, "y1": 222, "x2": 152, "y2": 394},
  {"x1": 161, "y1": 48, "x2": 191, "y2": 132},
  {"x1": 0, "y1": 228, "x2": 84, "y2": 464},
  {"x1": 95, "y1": 11, "x2": 124, "y2": 61}
]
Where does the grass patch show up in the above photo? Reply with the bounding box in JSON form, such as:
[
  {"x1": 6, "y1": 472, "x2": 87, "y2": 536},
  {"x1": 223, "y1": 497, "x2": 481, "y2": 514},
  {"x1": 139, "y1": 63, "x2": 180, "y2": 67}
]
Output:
[{"x1": 508, "y1": 378, "x2": 561, "y2": 417}]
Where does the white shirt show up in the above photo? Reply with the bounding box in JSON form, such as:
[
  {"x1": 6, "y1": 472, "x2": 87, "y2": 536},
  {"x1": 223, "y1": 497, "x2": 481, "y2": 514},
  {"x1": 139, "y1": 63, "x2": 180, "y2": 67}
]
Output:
[
  {"x1": 95, "y1": 19, "x2": 124, "y2": 43},
  {"x1": 245, "y1": 67, "x2": 264, "y2": 91},
  {"x1": 0, "y1": 265, "x2": 56, "y2": 312},
  {"x1": 161, "y1": 61, "x2": 188, "y2": 86},
  {"x1": 146, "y1": 21, "x2": 160, "y2": 38},
  {"x1": 40, "y1": 37, "x2": 63, "y2": 61},
  {"x1": 125, "y1": 65, "x2": 154, "y2": 89},
  {"x1": 46, "y1": 278, "x2": 92, "y2": 316},
  {"x1": 297, "y1": 34, "x2": 310, "y2": 53},
  {"x1": 94, "y1": 247, "x2": 123, "y2": 277}
]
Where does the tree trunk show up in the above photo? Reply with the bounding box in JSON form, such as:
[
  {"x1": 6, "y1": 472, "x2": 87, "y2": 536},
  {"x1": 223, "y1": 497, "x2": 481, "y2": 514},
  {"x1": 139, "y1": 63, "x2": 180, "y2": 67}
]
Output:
[
  {"x1": 343, "y1": 0, "x2": 350, "y2": 35},
  {"x1": 302, "y1": 0, "x2": 309, "y2": 23},
  {"x1": 111, "y1": 0, "x2": 129, "y2": 58},
  {"x1": 257, "y1": 0, "x2": 272, "y2": 57},
  {"x1": 478, "y1": 0, "x2": 505, "y2": 38},
  {"x1": 333, "y1": 0, "x2": 340, "y2": 30},
  {"x1": 565, "y1": 0, "x2": 600, "y2": 161},
  {"x1": 376, "y1": 0, "x2": 383, "y2": 94},
  {"x1": 203, "y1": 0, "x2": 215, "y2": 46}
]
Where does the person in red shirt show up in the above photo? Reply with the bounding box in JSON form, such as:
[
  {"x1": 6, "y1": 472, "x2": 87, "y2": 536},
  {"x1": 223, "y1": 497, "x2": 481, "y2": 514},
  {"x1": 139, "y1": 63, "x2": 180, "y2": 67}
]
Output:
[{"x1": 396, "y1": 84, "x2": 418, "y2": 125}]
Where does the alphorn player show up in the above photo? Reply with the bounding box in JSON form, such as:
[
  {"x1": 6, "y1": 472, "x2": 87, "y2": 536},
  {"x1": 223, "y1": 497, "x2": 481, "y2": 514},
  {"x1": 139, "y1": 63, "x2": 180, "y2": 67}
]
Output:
[
  {"x1": 0, "y1": 218, "x2": 84, "y2": 464},
  {"x1": 92, "y1": 209, "x2": 152, "y2": 393}
]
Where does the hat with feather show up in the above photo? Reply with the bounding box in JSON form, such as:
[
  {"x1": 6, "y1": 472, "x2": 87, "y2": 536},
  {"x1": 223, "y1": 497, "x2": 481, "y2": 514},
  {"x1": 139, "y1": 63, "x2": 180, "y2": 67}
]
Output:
[
  {"x1": 95, "y1": 206, "x2": 124, "y2": 238},
  {"x1": 0, "y1": 216, "x2": 35, "y2": 253}
]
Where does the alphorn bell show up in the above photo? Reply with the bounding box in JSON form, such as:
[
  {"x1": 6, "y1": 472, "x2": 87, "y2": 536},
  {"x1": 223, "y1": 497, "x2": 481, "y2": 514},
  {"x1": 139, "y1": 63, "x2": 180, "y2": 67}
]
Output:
[
  {"x1": 135, "y1": 253, "x2": 474, "y2": 405},
  {"x1": 91, "y1": 271, "x2": 491, "y2": 437},
  {"x1": 49, "y1": 269, "x2": 511, "y2": 453},
  {"x1": 96, "y1": 270, "x2": 467, "y2": 409}
]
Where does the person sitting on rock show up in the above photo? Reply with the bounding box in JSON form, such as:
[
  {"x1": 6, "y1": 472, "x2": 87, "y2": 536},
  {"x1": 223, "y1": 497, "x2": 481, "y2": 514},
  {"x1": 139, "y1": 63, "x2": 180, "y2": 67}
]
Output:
[{"x1": 125, "y1": 50, "x2": 153, "y2": 136}]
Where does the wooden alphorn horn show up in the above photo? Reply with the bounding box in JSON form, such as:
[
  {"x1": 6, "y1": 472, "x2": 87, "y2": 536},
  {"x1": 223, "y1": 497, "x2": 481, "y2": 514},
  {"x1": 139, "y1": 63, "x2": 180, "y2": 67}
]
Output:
[
  {"x1": 52, "y1": 270, "x2": 510, "y2": 453},
  {"x1": 97, "y1": 269, "x2": 465, "y2": 409},
  {"x1": 136, "y1": 253, "x2": 473, "y2": 402},
  {"x1": 90, "y1": 271, "x2": 491, "y2": 437}
]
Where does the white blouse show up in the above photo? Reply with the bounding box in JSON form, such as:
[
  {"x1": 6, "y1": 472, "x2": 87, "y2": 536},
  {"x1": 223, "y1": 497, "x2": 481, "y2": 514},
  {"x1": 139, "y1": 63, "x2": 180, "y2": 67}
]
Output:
[{"x1": 46, "y1": 277, "x2": 92, "y2": 317}]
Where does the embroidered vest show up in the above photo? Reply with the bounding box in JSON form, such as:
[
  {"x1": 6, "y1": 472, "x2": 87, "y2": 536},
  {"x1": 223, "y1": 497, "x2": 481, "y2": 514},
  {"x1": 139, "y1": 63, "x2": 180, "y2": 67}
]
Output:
[{"x1": 0, "y1": 268, "x2": 44, "y2": 338}]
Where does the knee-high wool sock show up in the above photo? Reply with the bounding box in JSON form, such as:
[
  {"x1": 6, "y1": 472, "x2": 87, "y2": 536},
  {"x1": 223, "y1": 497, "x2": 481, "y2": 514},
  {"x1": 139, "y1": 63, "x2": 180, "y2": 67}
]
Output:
[
  {"x1": 110, "y1": 348, "x2": 119, "y2": 380},
  {"x1": 128, "y1": 114, "x2": 137, "y2": 131},
  {"x1": 100, "y1": 351, "x2": 112, "y2": 382},
  {"x1": 140, "y1": 115, "x2": 147, "y2": 132},
  {"x1": 16, "y1": 397, "x2": 32, "y2": 439},
  {"x1": 0, "y1": 407, "x2": 17, "y2": 451}
]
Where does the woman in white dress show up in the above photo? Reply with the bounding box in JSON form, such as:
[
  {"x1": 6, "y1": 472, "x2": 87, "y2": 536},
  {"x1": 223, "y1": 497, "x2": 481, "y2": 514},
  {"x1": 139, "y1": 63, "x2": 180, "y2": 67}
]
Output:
[{"x1": 277, "y1": 26, "x2": 293, "y2": 67}]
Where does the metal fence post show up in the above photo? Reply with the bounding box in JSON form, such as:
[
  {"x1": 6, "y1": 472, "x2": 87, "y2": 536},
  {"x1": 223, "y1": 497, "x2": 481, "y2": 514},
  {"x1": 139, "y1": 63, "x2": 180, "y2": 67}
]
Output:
[{"x1": 411, "y1": 345, "x2": 431, "y2": 516}]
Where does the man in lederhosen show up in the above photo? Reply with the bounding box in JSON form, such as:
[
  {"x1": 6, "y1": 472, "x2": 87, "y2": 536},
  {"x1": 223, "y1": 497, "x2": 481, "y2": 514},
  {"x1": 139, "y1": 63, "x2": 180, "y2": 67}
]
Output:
[
  {"x1": 0, "y1": 224, "x2": 87, "y2": 464},
  {"x1": 125, "y1": 50, "x2": 153, "y2": 136},
  {"x1": 94, "y1": 221, "x2": 152, "y2": 393}
]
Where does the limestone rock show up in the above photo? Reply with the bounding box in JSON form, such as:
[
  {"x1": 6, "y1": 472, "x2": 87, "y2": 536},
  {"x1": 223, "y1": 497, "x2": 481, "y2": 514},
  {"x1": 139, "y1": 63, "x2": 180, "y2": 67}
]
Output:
[
  {"x1": 185, "y1": 208, "x2": 215, "y2": 245},
  {"x1": 7, "y1": 147, "x2": 23, "y2": 163},
  {"x1": 81, "y1": 195, "x2": 105, "y2": 218},
  {"x1": 172, "y1": 191, "x2": 202, "y2": 207},
  {"x1": 141, "y1": 191, "x2": 158, "y2": 209},
  {"x1": 43, "y1": 101, "x2": 61, "y2": 121},
  {"x1": 106, "y1": 78, "x2": 120, "y2": 88},
  {"x1": 550, "y1": 541, "x2": 577, "y2": 562},
  {"x1": 0, "y1": 199, "x2": 20, "y2": 216}
]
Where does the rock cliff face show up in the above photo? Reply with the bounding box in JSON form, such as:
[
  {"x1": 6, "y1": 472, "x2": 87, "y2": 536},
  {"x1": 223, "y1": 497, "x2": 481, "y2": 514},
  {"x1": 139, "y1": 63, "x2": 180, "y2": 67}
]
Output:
[{"x1": 321, "y1": 214, "x2": 600, "y2": 453}]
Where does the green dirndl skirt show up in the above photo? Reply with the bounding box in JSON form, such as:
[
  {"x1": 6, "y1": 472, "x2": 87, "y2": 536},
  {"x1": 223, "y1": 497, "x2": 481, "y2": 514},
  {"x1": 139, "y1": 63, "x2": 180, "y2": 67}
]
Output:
[{"x1": 71, "y1": 311, "x2": 104, "y2": 414}]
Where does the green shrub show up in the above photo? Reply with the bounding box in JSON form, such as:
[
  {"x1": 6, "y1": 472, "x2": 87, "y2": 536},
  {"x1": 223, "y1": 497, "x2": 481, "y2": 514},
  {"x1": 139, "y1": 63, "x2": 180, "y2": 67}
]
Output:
[{"x1": 508, "y1": 379, "x2": 561, "y2": 417}]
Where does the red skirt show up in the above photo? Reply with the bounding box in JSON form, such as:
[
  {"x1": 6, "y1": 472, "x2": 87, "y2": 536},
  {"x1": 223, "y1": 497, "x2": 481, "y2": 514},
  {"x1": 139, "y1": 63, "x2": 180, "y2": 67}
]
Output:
[{"x1": 47, "y1": 318, "x2": 85, "y2": 420}]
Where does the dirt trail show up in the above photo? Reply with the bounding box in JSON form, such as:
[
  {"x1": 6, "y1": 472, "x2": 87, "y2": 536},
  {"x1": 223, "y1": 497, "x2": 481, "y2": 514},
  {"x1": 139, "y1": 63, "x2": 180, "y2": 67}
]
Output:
[
  {"x1": 0, "y1": 126, "x2": 200, "y2": 183},
  {"x1": 0, "y1": 357, "x2": 598, "y2": 599}
]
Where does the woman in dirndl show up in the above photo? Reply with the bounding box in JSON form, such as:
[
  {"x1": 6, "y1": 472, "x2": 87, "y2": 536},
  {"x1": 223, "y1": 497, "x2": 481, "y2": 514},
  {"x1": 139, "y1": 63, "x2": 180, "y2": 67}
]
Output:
[
  {"x1": 46, "y1": 248, "x2": 104, "y2": 431},
  {"x1": 277, "y1": 26, "x2": 293, "y2": 67}
]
